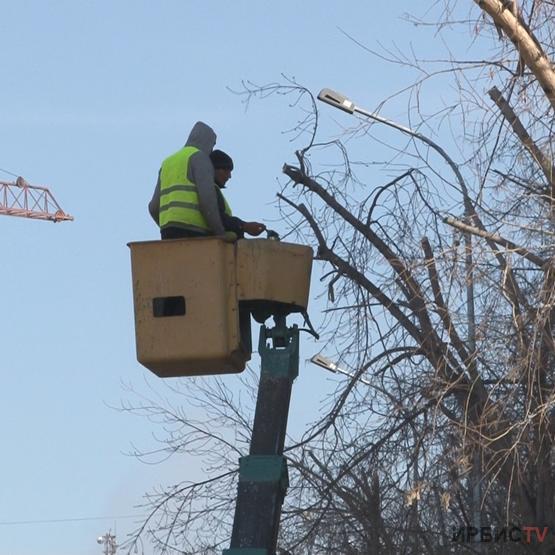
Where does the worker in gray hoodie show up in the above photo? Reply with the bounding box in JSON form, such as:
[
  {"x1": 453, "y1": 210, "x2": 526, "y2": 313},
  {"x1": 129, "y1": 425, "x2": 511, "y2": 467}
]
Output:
[{"x1": 148, "y1": 121, "x2": 225, "y2": 239}]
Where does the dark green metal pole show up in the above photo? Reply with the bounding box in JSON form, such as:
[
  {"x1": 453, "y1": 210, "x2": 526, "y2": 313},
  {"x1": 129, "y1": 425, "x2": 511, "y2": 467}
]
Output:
[{"x1": 223, "y1": 315, "x2": 299, "y2": 555}]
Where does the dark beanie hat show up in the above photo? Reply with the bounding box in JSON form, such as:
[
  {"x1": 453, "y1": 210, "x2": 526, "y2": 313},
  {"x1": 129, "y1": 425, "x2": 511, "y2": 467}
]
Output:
[{"x1": 210, "y1": 149, "x2": 234, "y2": 171}]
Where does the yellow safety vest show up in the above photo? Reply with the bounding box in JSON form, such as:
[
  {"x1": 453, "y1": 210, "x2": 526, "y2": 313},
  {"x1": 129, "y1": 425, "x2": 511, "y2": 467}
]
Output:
[
  {"x1": 159, "y1": 147, "x2": 232, "y2": 232},
  {"x1": 217, "y1": 188, "x2": 233, "y2": 217}
]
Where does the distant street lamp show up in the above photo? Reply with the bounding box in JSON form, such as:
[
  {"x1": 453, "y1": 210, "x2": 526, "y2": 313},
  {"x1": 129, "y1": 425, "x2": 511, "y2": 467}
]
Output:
[{"x1": 310, "y1": 353, "x2": 371, "y2": 386}]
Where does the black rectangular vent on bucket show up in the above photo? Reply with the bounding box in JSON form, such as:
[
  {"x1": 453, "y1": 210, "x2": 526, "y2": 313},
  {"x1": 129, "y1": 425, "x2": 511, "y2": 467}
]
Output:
[{"x1": 153, "y1": 296, "x2": 186, "y2": 317}]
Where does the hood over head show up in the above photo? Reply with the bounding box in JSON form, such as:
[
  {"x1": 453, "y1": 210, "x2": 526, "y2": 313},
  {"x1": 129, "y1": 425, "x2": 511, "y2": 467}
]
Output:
[{"x1": 185, "y1": 121, "x2": 217, "y2": 154}]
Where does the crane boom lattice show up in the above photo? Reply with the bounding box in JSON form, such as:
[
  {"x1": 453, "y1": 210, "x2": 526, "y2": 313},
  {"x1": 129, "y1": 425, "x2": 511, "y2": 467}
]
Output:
[{"x1": 0, "y1": 177, "x2": 73, "y2": 222}]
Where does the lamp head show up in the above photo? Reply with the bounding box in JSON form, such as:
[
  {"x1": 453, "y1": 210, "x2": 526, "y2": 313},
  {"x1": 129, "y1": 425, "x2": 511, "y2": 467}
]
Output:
[
  {"x1": 310, "y1": 354, "x2": 338, "y2": 372},
  {"x1": 317, "y1": 88, "x2": 355, "y2": 114}
]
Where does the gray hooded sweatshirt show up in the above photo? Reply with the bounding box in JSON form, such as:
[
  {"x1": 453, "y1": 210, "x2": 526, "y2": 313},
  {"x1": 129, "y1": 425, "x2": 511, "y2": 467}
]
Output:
[{"x1": 148, "y1": 121, "x2": 225, "y2": 235}]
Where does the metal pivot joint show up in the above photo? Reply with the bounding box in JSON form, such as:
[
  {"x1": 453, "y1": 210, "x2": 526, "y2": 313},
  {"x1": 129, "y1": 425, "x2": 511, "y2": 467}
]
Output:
[
  {"x1": 258, "y1": 315, "x2": 299, "y2": 379},
  {"x1": 224, "y1": 316, "x2": 299, "y2": 555}
]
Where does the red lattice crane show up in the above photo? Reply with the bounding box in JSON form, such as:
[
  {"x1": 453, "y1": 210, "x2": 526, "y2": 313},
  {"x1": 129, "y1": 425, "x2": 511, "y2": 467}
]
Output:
[{"x1": 0, "y1": 176, "x2": 73, "y2": 222}]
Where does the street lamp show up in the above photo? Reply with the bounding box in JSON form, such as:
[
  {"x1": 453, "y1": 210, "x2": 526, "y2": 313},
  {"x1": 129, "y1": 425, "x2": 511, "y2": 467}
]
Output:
[
  {"x1": 317, "y1": 88, "x2": 415, "y2": 135},
  {"x1": 310, "y1": 353, "x2": 371, "y2": 386},
  {"x1": 317, "y1": 89, "x2": 356, "y2": 114},
  {"x1": 317, "y1": 87, "x2": 472, "y2": 188},
  {"x1": 318, "y1": 87, "x2": 482, "y2": 547}
]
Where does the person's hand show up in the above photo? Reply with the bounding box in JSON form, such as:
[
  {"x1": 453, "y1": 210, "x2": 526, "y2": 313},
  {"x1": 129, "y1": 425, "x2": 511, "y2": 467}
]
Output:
[{"x1": 243, "y1": 222, "x2": 266, "y2": 236}]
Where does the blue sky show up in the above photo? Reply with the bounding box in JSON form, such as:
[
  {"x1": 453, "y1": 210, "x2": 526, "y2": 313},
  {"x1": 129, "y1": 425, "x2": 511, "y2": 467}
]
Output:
[{"x1": 0, "y1": 2, "x2": 480, "y2": 554}]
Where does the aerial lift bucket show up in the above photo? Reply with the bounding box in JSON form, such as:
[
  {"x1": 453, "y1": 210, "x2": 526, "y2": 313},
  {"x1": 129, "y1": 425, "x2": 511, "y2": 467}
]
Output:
[{"x1": 128, "y1": 237, "x2": 312, "y2": 377}]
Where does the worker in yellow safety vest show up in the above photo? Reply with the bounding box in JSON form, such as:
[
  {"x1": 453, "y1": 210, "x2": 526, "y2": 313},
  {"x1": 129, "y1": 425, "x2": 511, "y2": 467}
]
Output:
[
  {"x1": 149, "y1": 121, "x2": 265, "y2": 240},
  {"x1": 210, "y1": 149, "x2": 266, "y2": 239},
  {"x1": 148, "y1": 121, "x2": 224, "y2": 239}
]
